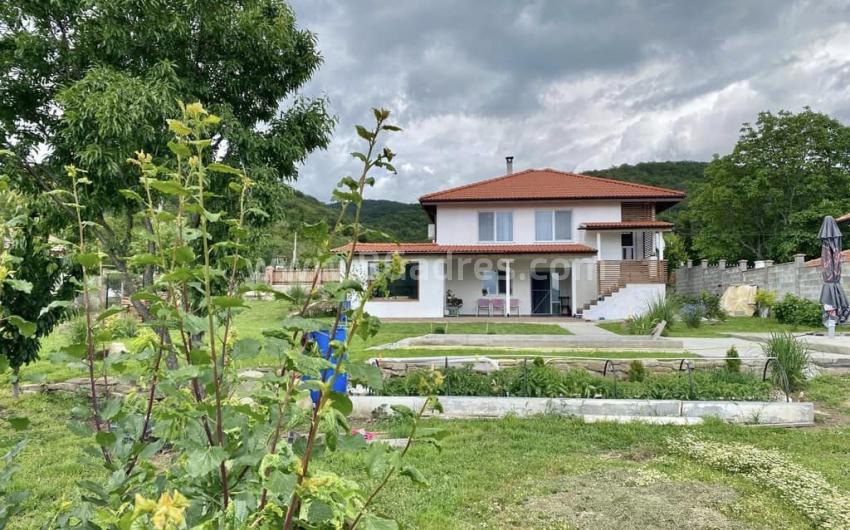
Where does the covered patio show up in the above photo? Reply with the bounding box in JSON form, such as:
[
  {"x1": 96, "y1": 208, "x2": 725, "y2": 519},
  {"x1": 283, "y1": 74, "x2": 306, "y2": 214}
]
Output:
[{"x1": 444, "y1": 253, "x2": 598, "y2": 317}]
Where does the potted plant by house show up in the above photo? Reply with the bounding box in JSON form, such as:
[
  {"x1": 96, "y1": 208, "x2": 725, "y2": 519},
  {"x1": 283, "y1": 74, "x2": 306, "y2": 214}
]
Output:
[{"x1": 445, "y1": 289, "x2": 463, "y2": 317}]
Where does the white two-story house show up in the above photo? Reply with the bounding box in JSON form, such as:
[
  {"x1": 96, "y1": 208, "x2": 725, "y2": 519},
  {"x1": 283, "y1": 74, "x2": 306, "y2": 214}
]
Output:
[{"x1": 340, "y1": 160, "x2": 684, "y2": 320}]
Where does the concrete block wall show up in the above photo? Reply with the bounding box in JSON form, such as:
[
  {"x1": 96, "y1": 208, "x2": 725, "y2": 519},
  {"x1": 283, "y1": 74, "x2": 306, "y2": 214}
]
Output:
[{"x1": 674, "y1": 254, "x2": 850, "y2": 301}]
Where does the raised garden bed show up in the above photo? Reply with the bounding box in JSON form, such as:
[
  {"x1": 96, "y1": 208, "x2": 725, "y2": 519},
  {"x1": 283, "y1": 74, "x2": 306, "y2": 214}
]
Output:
[{"x1": 376, "y1": 362, "x2": 779, "y2": 401}]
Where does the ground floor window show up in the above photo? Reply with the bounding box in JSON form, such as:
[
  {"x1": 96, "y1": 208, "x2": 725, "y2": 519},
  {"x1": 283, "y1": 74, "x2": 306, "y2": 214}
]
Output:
[
  {"x1": 481, "y1": 269, "x2": 512, "y2": 295},
  {"x1": 369, "y1": 261, "x2": 419, "y2": 300},
  {"x1": 621, "y1": 232, "x2": 635, "y2": 260}
]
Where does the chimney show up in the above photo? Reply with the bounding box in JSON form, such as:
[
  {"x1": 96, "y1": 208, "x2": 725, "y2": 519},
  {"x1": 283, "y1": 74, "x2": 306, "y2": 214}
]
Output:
[{"x1": 505, "y1": 156, "x2": 514, "y2": 175}]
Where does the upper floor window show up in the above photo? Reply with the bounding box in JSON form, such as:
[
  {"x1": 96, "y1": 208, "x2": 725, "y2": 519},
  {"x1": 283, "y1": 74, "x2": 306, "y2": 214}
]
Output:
[
  {"x1": 478, "y1": 211, "x2": 513, "y2": 242},
  {"x1": 535, "y1": 210, "x2": 572, "y2": 241}
]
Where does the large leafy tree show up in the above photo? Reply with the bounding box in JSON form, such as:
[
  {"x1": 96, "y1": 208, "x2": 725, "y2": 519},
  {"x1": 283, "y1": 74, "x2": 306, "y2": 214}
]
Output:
[
  {"x1": 690, "y1": 108, "x2": 850, "y2": 261},
  {"x1": 0, "y1": 189, "x2": 76, "y2": 397},
  {"x1": 0, "y1": 0, "x2": 334, "y2": 318}
]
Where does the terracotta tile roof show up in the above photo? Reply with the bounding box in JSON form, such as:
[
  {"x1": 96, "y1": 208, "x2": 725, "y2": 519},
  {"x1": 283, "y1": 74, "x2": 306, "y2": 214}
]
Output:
[
  {"x1": 579, "y1": 221, "x2": 674, "y2": 230},
  {"x1": 334, "y1": 242, "x2": 597, "y2": 255},
  {"x1": 419, "y1": 168, "x2": 685, "y2": 203},
  {"x1": 806, "y1": 250, "x2": 849, "y2": 268}
]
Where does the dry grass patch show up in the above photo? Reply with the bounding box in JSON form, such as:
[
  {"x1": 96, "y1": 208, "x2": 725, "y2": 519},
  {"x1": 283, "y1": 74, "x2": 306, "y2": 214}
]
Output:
[{"x1": 488, "y1": 469, "x2": 744, "y2": 530}]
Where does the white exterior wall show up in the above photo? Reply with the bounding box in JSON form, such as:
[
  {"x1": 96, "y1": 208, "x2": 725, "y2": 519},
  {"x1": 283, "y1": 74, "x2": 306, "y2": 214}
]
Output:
[
  {"x1": 435, "y1": 201, "x2": 621, "y2": 246},
  {"x1": 588, "y1": 232, "x2": 622, "y2": 260},
  {"x1": 349, "y1": 255, "x2": 446, "y2": 318},
  {"x1": 572, "y1": 258, "x2": 599, "y2": 311}
]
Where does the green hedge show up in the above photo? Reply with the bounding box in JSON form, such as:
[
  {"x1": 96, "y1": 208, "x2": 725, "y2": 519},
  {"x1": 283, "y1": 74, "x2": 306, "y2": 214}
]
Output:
[{"x1": 380, "y1": 364, "x2": 773, "y2": 401}]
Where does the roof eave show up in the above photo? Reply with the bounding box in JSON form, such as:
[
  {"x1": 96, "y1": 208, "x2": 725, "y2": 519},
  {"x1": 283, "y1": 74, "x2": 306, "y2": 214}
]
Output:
[{"x1": 419, "y1": 195, "x2": 684, "y2": 205}]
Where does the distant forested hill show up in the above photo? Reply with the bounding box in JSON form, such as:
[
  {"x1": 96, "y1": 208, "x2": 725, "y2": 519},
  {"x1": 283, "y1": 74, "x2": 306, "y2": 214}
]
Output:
[
  {"x1": 259, "y1": 161, "x2": 708, "y2": 263},
  {"x1": 257, "y1": 190, "x2": 428, "y2": 263},
  {"x1": 333, "y1": 199, "x2": 430, "y2": 243},
  {"x1": 583, "y1": 161, "x2": 708, "y2": 193}
]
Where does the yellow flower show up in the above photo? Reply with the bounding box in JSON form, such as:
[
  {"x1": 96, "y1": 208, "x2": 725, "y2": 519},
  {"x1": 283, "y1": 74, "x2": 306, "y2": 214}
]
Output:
[
  {"x1": 151, "y1": 490, "x2": 190, "y2": 530},
  {"x1": 134, "y1": 491, "x2": 189, "y2": 529},
  {"x1": 185, "y1": 102, "x2": 205, "y2": 117},
  {"x1": 133, "y1": 493, "x2": 157, "y2": 518}
]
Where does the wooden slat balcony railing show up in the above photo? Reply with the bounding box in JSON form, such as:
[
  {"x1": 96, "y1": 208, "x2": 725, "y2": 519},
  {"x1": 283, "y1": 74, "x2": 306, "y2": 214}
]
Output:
[{"x1": 598, "y1": 260, "x2": 668, "y2": 296}]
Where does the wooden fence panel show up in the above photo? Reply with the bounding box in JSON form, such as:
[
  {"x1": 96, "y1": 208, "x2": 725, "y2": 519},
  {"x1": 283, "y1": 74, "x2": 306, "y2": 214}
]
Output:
[{"x1": 265, "y1": 267, "x2": 340, "y2": 286}]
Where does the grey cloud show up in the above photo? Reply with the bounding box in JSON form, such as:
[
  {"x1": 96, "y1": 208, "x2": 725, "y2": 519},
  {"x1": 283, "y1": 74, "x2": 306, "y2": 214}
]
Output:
[{"x1": 286, "y1": 0, "x2": 850, "y2": 201}]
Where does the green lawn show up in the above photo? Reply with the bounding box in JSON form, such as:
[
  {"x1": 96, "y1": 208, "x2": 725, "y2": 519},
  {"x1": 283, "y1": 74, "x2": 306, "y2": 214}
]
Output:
[
  {"x1": 598, "y1": 316, "x2": 822, "y2": 338},
  {"x1": 332, "y1": 416, "x2": 838, "y2": 529},
  {"x1": 9, "y1": 301, "x2": 572, "y2": 384},
  {"x1": 6, "y1": 379, "x2": 850, "y2": 529},
  {"x1": 360, "y1": 348, "x2": 695, "y2": 361}
]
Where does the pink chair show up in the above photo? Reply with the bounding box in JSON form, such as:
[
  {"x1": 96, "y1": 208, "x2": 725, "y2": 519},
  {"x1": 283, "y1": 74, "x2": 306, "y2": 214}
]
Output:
[
  {"x1": 491, "y1": 298, "x2": 506, "y2": 316},
  {"x1": 510, "y1": 298, "x2": 520, "y2": 316},
  {"x1": 476, "y1": 298, "x2": 491, "y2": 316}
]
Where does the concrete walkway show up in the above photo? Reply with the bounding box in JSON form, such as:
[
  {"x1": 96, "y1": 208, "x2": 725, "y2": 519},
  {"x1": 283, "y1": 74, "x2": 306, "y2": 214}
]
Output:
[
  {"x1": 558, "y1": 321, "x2": 621, "y2": 337},
  {"x1": 374, "y1": 319, "x2": 850, "y2": 371}
]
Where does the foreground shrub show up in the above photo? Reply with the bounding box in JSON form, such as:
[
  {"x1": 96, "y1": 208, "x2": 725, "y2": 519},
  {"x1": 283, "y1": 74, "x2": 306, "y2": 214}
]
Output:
[
  {"x1": 625, "y1": 313, "x2": 655, "y2": 335},
  {"x1": 773, "y1": 294, "x2": 822, "y2": 327},
  {"x1": 69, "y1": 316, "x2": 88, "y2": 345},
  {"x1": 284, "y1": 284, "x2": 308, "y2": 306},
  {"x1": 669, "y1": 436, "x2": 850, "y2": 528},
  {"x1": 623, "y1": 295, "x2": 678, "y2": 335},
  {"x1": 763, "y1": 332, "x2": 809, "y2": 391},
  {"x1": 102, "y1": 313, "x2": 139, "y2": 339},
  {"x1": 698, "y1": 291, "x2": 726, "y2": 321},
  {"x1": 628, "y1": 360, "x2": 646, "y2": 382},
  {"x1": 645, "y1": 295, "x2": 678, "y2": 329},
  {"x1": 680, "y1": 303, "x2": 704, "y2": 328},
  {"x1": 725, "y1": 346, "x2": 741, "y2": 373}
]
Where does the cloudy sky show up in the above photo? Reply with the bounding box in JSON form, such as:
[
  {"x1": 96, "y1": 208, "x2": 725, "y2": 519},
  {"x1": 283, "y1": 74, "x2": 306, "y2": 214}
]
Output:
[{"x1": 287, "y1": 0, "x2": 850, "y2": 202}]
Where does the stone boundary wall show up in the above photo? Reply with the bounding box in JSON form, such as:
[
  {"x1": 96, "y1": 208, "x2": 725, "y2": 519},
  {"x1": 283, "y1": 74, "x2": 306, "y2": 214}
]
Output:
[{"x1": 673, "y1": 254, "x2": 845, "y2": 300}]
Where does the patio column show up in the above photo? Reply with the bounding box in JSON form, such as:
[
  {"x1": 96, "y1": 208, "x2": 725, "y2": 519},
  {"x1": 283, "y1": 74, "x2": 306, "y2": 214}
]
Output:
[
  {"x1": 504, "y1": 259, "x2": 512, "y2": 316},
  {"x1": 596, "y1": 232, "x2": 602, "y2": 259},
  {"x1": 571, "y1": 260, "x2": 578, "y2": 316},
  {"x1": 658, "y1": 231, "x2": 665, "y2": 260}
]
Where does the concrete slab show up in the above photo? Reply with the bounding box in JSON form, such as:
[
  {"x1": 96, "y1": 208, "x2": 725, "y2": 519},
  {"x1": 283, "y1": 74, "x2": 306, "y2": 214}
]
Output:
[
  {"x1": 681, "y1": 400, "x2": 814, "y2": 425},
  {"x1": 351, "y1": 395, "x2": 813, "y2": 426}
]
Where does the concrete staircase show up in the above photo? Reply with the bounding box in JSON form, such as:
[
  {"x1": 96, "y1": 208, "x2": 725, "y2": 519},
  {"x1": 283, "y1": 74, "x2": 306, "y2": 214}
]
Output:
[{"x1": 580, "y1": 283, "x2": 666, "y2": 321}]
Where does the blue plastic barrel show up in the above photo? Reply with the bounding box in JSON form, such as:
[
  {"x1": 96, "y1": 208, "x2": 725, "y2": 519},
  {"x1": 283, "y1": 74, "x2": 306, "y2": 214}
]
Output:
[{"x1": 306, "y1": 326, "x2": 348, "y2": 404}]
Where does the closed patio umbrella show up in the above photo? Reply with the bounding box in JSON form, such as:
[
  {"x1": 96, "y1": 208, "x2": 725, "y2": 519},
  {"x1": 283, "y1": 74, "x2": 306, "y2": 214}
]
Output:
[{"x1": 818, "y1": 215, "x2": 850, "y2": 325}]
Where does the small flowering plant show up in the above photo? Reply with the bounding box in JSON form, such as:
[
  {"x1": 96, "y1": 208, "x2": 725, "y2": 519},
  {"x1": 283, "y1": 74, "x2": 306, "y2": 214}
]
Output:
[{"x1": 669, "y1": 435, "x2": 850, "y2": 528}]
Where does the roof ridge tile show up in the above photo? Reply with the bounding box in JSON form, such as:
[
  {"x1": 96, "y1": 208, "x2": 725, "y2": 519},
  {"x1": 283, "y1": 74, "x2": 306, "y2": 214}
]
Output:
[{"x1": 418, "y1": 168, "x2": 684, "y2": 203}]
